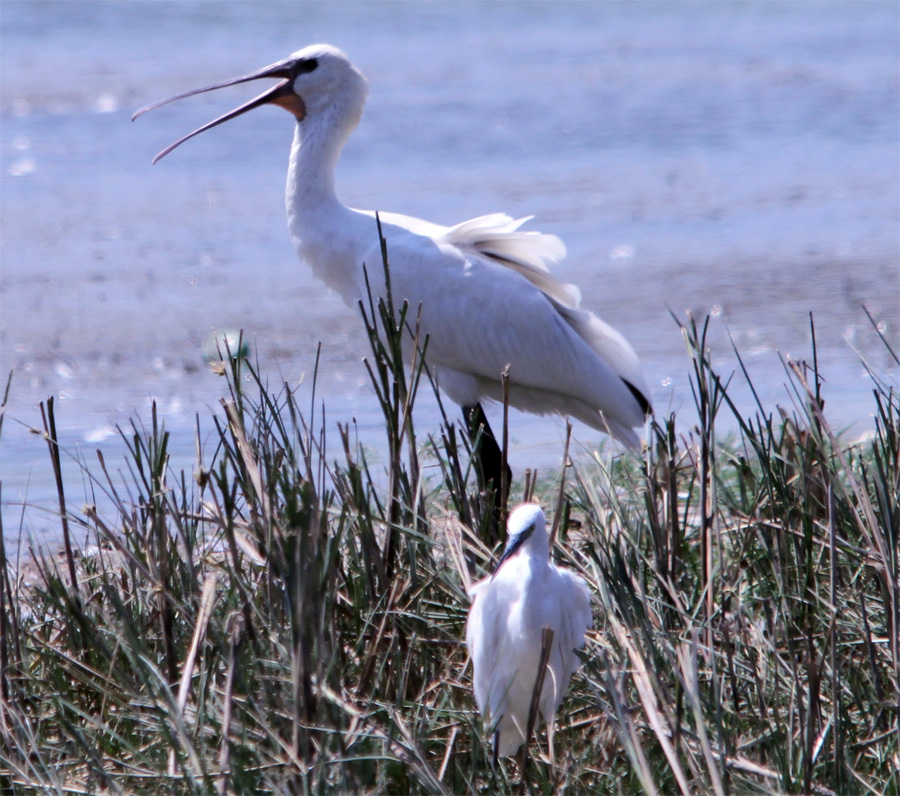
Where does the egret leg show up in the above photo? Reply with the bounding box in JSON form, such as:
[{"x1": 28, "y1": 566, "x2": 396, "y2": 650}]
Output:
[
  {"x1": 492, "y1": 729, "x2": 500, "y2": 768},
  {"x1": 463, "y1": 403, "x2": 511, "y2": 540}
]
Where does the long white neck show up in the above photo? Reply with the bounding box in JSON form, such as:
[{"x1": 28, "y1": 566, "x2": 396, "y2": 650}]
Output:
[
  {"x1": 524, "y1": 531, "x2": 551, "y2": 568},
  {"x1": 285, "y1": 115, "x2": 344, "y2": 228},
  {"x1": 284, "y1": 108, "x2": 363, "y2": 298}
]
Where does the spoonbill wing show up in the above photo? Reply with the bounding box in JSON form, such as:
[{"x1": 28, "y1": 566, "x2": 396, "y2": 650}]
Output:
[{"x1": 357, "y1": 217, "x2": 649, "y2": 441}]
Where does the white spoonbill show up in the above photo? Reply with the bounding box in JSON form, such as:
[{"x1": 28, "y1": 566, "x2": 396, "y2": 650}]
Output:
[
  {"x1": 466, "y1": 503, "x2": 592, "y2": 759},
  {"x1": 133, "y1": 44, "x2": 652, "y2": 490}
]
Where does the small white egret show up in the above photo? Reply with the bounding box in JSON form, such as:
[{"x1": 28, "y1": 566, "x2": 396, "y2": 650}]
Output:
[
  {"x1": 466, "y1": 503, "x2": 591, "y2": 759},
  {"x1": 133, "y1": 45, "x2": 652, "y2": 491}
]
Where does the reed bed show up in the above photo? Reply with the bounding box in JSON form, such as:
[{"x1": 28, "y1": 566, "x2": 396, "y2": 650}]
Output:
[{"x1": 1, "y1": 249, "x2": 897, "y2": 794}]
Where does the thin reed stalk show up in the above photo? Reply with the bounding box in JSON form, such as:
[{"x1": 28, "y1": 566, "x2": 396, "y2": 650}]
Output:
[{"x1": 1, "y1": 280, "x2": 896, "y2": 794}]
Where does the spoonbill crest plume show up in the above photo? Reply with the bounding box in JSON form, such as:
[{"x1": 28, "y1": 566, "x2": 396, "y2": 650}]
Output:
[
  {"x1": 133, "y1": 44, "x2": 652, "y2": 492},
  {"x1": 466, "y1": 503, "x2": 591, "y2": 758}
]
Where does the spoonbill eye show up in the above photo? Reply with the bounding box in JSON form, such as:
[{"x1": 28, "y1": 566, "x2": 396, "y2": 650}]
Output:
[{"x1": 295, "y1": 58, "x2": 318, "y2": 75}]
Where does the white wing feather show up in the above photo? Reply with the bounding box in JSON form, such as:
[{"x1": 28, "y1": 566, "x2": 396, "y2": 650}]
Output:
[
  {"x1": 350, "y1": 210, "x2": 650, "y2": 443},
  {"x1": 441, "y1": 213, "x2": 580, "y2": 307},
  {"x1": 465, "y1": 560, "x2": 592, "y2": 757}
]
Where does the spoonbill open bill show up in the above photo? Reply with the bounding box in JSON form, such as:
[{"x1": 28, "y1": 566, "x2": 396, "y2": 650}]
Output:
[
  {"x1": 132, "y1": 44, "x2": 652, "y2": 496},
  {"x1": 466, "y1": 503, "x2": 592, "y2": 760}
]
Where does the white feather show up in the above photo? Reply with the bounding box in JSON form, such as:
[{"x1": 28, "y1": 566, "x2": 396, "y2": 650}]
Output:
[
  {"x1": 143, "y1": 43, "x2": 652, "y2": 447},
  {"x1": 466, "y1": 504, "x2": 592, "y2": 756}
]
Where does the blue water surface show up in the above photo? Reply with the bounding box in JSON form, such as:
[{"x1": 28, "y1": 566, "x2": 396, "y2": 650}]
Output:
[{"x1": 2, "y1": 1, "x2": 898, "y2": 552}]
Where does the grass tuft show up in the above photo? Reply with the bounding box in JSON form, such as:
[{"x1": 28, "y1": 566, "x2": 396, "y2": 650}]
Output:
[{"x1": 1, "y1": 237, "x2": 897, "y2": 793}]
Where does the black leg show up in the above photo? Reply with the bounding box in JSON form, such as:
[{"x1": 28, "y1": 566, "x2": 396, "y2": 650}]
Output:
[
  {"x1": 464, "y1": 403, "x2": 512, "y2": 542},
  {"x1": 463, "y1": 403, "x2": 508, "y2": 492}
]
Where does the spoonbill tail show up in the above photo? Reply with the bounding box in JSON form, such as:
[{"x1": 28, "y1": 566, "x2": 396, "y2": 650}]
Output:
[
  {"x1": 133, "y1": 44, "x2": 652, "y2": 496},
  {"x1": 466, "y1": 503, "x2": 592, "y2": 759}
]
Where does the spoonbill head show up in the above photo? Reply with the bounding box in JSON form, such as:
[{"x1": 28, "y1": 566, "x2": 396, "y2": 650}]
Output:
[
  {"x1": 133, "y1": 46, "x2": 652, "y2": 501},
  {"x1": 466, "y1": 503, "x2": 592, "y2": 758},
  {"x1": 133, "y1": 44, "x2": 367, "y2": 163}
]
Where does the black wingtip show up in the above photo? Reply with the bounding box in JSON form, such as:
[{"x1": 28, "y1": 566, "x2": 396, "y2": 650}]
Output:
[{"x1": 623, "y1": 379, "x2": 652, "y2": 416}]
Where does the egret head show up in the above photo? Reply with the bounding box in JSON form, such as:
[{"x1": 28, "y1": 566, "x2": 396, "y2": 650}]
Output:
[
  {"x1": 493, "y1": 504, "x2": 549, "y2": 575},
  {"x1": 132, "y1": 44, "x2": 368, "y2": 163}
]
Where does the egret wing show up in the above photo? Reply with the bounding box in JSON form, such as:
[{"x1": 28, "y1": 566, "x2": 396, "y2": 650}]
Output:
[
  {"x1": 526, "y1": 567, "x2": 592, "y2": 720},
  {"x1": 465, "y1": 576, "x2": 509, "y2": 713},
  {"x1": 556, "y1": 568, "x2": 592, "y2": 669}
]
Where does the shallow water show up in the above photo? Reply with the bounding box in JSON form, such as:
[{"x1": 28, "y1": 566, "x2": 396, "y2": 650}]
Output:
[{"x1": 2, "y1": 1, "x2": 898, "y2": 551}]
